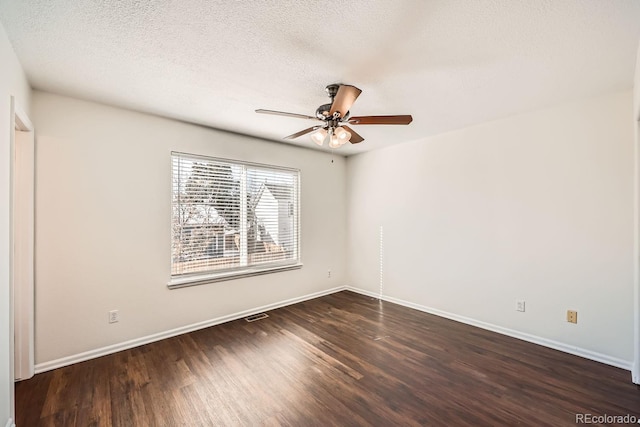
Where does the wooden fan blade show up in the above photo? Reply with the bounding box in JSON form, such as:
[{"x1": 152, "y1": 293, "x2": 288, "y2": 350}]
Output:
[
  {"x1": 329, "y1": 85, "x2": 362, "y2": 118},
  {"x1": 349, "y1": 115, "x2": 413, "y2": 125},
  {"x1": 255, "y1": 109, "x2": 319, "y2": 120},
  {"x1": 341, "y1": 125, "x2": 364, "y2": 144},
  {"x1": 284, "y1": 126, "x2": 321, "y2": 139}
]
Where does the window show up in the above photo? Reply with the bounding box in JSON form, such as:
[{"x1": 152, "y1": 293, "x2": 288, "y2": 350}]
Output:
[{"x1": 170, "y1": 152, "x2": 301, "y2": 288}]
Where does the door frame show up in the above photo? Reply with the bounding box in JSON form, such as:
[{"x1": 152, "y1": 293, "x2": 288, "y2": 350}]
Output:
[{"x1": 9, "y1": 96, "x2": 35, "y2": 390}]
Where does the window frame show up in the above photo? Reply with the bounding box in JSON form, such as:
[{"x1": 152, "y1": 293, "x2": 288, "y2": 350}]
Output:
[{"x1": 169, "y1": 152, "x2": 302, "y2": 289}]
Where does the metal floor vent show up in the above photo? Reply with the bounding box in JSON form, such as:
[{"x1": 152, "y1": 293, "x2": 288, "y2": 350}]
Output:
[{"x1": 245, "y1": 313, "x2": 269, "y2": 322}]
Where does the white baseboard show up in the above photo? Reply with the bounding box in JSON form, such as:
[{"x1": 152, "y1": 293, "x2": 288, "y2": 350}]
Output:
[
  {"x1": 345, "y1": 286, "x2": 633, "y2": 371},
  {"x1": 5, "y1": 418, "x2": 15, "y2": 427},
  {"x1": 35, "y1": 286, "x2": 347, "y2": 374},
  {"x1": 35, "y1": 284, "x2": 633, "y2": 375}
]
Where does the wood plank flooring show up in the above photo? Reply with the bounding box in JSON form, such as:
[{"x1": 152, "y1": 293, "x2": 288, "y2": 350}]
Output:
[{"x1": 16, "y1": 291, "x2": 640, "y2": 426}]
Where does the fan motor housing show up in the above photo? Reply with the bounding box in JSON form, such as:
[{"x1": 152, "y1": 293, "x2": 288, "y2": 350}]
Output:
[
  {"x1": 315, "y1": 103, "x2": 349, "y2": 121},
  {"x1": 316, "y1": 83, "x2": 350, "y2": 120}
]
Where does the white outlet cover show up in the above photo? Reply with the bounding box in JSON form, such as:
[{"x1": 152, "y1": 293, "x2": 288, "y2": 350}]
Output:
[{"x1": 516, "y1": 301, "x2": 526, "y2": 312}]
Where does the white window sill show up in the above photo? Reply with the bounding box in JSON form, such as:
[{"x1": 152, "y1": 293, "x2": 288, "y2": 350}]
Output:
[{"x1": 168, "y1": 263, "x2": 303, "y2": 289}]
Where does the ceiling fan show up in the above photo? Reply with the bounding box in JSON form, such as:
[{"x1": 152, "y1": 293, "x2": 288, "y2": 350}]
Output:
[{"x1": 256, "y1": 84, "x2": 413, "y2": 149}]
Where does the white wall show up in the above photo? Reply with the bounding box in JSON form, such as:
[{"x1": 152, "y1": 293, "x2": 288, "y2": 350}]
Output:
[
  {"x1": 347, "y1": 91, "x2": 635, "y2": 366},
  {"x1": 32, "y1": 91, "x2": 347, "y2": 366},
  {"x1": 0, "y1": 22, "x2": 31, "y2": 427}
]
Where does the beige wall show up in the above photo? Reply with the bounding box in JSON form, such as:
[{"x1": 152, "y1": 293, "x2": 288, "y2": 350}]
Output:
[
  {"x1": 32, "y1": 91, "x2": 347, "y2": 365},
  {"x1": 0, "y1": 22, "x2": 31, "y2": 427},
  {"x1": 347, "y1": 91, "x2": 635, "y2": 366}
]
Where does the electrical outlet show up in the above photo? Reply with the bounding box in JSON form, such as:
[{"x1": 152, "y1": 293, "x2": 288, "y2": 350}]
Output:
[
  {"x1": 328, "y1": 270, "x2": 331, "y2": 279},
  {"x1": 567, "y1": 310, "x2": 577, "y2": 324},
  {"x1": 516, "y1": 300, "x2": 525, "y2": 312},
  {"x1": 109, "y1": 310, "x2": 119, "y2": 324}
]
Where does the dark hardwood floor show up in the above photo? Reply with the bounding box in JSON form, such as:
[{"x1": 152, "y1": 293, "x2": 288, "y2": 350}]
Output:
[{"x1": 16, "y1": 291, "x2": 640, "y2": 426}]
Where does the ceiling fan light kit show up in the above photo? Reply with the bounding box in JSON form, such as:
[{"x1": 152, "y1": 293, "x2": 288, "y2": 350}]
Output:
[
  {"x1": 310, "y1": 128, "x2": 327, "y2": 146},
  {"x1": 334, "y1": 126, "x2": 351, "y2": 144},
  {"x1": 256, "y1": 83, "x2": 413, "y2": 149}
]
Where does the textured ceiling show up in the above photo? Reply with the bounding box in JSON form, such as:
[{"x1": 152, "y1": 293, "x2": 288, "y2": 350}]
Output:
[{"x1": 1, "y1": 0, "x2": 640, "y2": 155}]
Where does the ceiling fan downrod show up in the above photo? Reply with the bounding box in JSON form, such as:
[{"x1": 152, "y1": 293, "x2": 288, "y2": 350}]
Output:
[{"x1": 325, "y1": 84, "x2": 340, "y2": 101}]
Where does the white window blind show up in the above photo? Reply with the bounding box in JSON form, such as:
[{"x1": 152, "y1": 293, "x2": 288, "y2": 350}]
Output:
[{"x1": 170, "y1": 152, "x2": 300, "y2": 288}]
